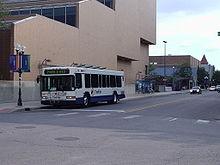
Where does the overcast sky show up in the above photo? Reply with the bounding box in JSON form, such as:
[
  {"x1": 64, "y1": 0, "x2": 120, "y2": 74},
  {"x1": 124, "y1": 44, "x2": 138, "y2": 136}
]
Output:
[{"x1": 150, "y1": 0, "x2": 220, "y2": 70}]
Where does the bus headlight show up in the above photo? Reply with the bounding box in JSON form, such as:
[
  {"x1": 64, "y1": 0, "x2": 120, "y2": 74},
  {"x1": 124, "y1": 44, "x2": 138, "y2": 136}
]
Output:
[
  {"x1": 66, "y1": 96, "x2": 76, "y2": 100},
  {"x1": 42, "y1": 96, "x2": 48, "y2": 99}
]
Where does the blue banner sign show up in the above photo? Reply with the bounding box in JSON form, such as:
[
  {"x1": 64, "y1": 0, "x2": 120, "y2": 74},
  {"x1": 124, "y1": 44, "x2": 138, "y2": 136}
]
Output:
[{"x1": 9, "y1": 54, "x2": 30, "y2": 72}]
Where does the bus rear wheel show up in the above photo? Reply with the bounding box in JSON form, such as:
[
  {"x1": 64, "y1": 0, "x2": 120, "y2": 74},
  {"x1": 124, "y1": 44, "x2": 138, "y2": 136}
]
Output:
[
  {"x1": 108, "y1": 93, "x2": 119, "y2": 104},
  {"x1": 83, "y1": 95, "x2": 90, "y2": 107}
]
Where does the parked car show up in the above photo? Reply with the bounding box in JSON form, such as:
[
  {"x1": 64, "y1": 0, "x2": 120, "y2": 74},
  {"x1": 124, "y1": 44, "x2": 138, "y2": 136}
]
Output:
[
  {"x1": 190, "y1": 86, "x2": 202, "y2": 94},
  {"x1": 209, "y1": 86, "x2": 216, "y2": 91},
  {"x1": 216, "y1": 85, "x2": 220, "y2": 93}
]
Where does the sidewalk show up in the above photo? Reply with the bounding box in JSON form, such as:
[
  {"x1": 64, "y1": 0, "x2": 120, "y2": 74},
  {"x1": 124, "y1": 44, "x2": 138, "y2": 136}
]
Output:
[{"x1": 0, "y1": 90, "x2": 189, "y2": 113}]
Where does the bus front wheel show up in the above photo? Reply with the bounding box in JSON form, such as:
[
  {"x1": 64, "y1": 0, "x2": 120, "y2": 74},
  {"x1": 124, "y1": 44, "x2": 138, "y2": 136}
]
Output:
[{"x1": 108, "y1": 93, "x2": 119, "y2": 104}]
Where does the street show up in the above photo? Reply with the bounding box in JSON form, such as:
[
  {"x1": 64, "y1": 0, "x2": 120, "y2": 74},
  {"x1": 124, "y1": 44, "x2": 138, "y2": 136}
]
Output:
[{"x1": 0, "y1": 91, "x2": 220, "y2": 165}]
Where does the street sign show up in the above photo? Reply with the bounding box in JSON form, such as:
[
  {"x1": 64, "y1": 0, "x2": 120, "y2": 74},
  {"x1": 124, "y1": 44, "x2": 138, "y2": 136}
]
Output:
[{"x1": 9, "y1": 54, "x2": 30, "y2": 72}]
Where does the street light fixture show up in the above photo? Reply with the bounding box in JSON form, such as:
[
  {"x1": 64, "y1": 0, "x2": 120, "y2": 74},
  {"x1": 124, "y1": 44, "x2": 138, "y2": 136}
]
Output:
[
  {"x1": 15, "y1": 44, "x2": 25, "y2": 106},
  {"x1": 163, "y1": 41, "x2": 167, "y2": 77}
]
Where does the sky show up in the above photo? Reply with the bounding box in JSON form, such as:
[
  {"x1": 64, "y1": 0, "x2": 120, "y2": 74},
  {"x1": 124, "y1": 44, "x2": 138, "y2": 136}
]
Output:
[{"x1": 149, "y1": 0, "x2": 220, "y2": 70}]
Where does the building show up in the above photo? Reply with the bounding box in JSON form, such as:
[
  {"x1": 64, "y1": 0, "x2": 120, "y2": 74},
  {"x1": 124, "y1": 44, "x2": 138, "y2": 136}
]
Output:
[
  {"x1": 0, "y1": 0, "x2": 156, "y2": 84},
  {"x1": 200, "y1": 55, "x2": 215, "y2": 81},
  {"x1": 149, "y1": 55, "x2": 200, "y2": 89}
]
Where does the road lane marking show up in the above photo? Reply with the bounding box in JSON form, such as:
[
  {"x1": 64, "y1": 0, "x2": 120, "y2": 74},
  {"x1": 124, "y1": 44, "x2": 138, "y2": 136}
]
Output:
[
  {"x1": 126, "y1": 97, "x2": 192, "y2": 113},
  {"x1": 88, "y1": 113, "x2": 110, "y2": 117},
  {"x1": 169, "y1": 118, "x2": 178, "y2": 122},
  {"x1": 123, "y1": 115, "x2": 141, "y2": 119},
  {"x1": 70, "y1": 109, "x2": 125, "y2": 113},
  {"x1": 196, "y1": 120, "x2": 210, "y2": 124},
  {"x1": 55, "y1": 112, "x2": 79, "y2": 117}
]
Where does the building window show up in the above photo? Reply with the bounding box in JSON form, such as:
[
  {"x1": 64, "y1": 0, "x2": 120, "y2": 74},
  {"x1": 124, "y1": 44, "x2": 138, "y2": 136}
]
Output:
[
  {"x1": 10, "y1": 10, "x2": 19, "y2": 15},
  {"x1": 19, "y1": 9, "x2": 30, "y2": 15},
  {"x1": 42, "y1": 8, "x2": 54, "y2": 19},
  {"x1": 97, "y1": 0, "x2": 115, "y2": 10},
  {"x1": 54, "y1": 7, "x2": 65, "y2": 23},
  {"x1": 9, "y1": 5, "x2": 78, "y2": 27},
  {"x1": 31, "y1": 9, "x2": 41, "y2": 15},
  {"x1": 66, "y1": 6, "x2": 77, "y2": 27}
]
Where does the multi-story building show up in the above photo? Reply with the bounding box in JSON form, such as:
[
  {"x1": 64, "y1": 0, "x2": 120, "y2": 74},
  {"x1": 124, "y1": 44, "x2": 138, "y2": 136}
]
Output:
[
  {"x1": 0, "y1": 0, "x2": 156, "y2": 84},
  {"x1": 200, "y1": 55, "x2": 215, "y2": 81},
  {"x1": 149, "y1": 55, "x2": 200, "y2": 88}
]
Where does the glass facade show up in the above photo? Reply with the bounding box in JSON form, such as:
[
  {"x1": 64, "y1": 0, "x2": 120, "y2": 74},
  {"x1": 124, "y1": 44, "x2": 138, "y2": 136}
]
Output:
[
  {"x1": 9, "y1": 5, "x2": 78, "y2": 27},
  {"x1": 97, "y1": 0, "x2": 114, "y2": 9},
  {"x1": 54, "y1": 7, "x2": 65, "y2": 23}
]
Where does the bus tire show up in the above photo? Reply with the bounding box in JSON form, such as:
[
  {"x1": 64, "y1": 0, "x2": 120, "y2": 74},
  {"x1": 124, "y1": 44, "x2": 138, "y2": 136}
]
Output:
[
  {"x1": 108, "y1": 92, "x2": 119, "y2": 104},
  {"x1": 83, "y1": 94, "x2": 90, "y2": 107}
]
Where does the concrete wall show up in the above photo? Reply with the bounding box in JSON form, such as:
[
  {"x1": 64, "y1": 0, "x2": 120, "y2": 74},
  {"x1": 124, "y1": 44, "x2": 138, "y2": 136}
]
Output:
[
  {"x1": 0, "y1": 81, "x2": 40, "y2": 103},
  {"x1": 12, "y1": 0, "x2": 156, "y2": 84}
]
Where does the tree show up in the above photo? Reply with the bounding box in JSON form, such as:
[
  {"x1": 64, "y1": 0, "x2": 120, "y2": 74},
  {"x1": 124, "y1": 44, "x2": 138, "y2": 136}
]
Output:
[
  {"x1": 0, "y1": 1, "x2": 8, "y2": 29},
  {"x1": 176, "y1": 63, "x2": 192, "y2": 78},
  {"x1": 212, "y1": 70, "x2": 220, "y2": 85},
  {"x1": 197, "y1": 67, "x2": 209, "y2": 86}
]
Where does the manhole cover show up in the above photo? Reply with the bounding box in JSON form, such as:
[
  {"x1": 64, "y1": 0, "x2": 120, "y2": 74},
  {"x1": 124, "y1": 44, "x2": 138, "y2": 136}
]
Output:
[
  {"x1": 54, "y1": 137, "x2": 80, "y2": 142},
  {"x1": 15, "y1": 126, "x2": 36, "y2": 129}
]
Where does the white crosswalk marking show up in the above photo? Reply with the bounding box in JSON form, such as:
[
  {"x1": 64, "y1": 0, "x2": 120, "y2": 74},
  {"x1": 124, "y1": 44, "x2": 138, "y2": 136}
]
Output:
[
  {"x1": 169, "y1": 118, "x2": 178, "y2": 122},
  {"x1": 71, "y1": 109, "x2": 125, "y2": 113},
  {"x1": 88, "y1": 113, "x2": 110, "y2": 118},
  {"x1": 55, "y1": 112, "x2": 79, "y2": 117},
  {"x1": 196, "y1": 119, "x2": 210, "y2": 124},
  {"x1": 123, "y1": 115, "x2": 141, "y2": 119}
]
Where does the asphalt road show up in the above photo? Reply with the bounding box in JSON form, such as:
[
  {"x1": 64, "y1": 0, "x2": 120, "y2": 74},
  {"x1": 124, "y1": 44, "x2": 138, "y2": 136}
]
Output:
[{"x1": 0, "y1": 91, "x2": 220, "y2": 165}]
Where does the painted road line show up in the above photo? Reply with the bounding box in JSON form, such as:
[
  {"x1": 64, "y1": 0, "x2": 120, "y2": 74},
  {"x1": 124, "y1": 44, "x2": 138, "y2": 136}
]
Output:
[
  {"x1": 126, "y1": 97, "x2": 192, "y2": 113},
  {"x1": 169, "y1": 118, "x2": 178, "y2": 122},
  {"x1": 88, "y1": 113, "x2": 111, "y2": 118},
  {"x1": 123, "y1": 115, "x2": 141, "y2": 119},
  {"x1": 55, "y1": 112, "x2": 79, "y2": 117},
  {"x1": 196, "y1": 119, "x2": 210, "y2": 124},
  {"x1": 71, "y1": 109, "x2": 125, "y2": 113}
]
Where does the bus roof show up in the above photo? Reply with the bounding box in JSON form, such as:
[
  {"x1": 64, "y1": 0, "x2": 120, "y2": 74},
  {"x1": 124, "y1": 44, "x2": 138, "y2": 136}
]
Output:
[{"x1": 41, "y1": 66, "x2": 124, "y2": 76}]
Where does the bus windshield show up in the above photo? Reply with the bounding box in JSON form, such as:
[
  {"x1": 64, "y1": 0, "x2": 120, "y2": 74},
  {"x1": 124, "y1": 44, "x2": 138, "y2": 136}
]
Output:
[{"x1": 41, "y1": 76, "x2": 74, "y2": 91}]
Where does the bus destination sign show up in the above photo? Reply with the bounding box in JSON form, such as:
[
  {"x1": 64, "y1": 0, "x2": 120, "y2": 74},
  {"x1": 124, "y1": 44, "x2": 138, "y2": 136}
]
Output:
[{"x1": 44, "y1": 69, "x2": 70, "y2": 75}]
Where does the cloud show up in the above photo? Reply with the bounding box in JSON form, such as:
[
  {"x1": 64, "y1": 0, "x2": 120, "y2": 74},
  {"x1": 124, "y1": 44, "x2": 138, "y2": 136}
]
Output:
[{"x1": 150, "y1": 7, "x2": 220, "y2": 69}]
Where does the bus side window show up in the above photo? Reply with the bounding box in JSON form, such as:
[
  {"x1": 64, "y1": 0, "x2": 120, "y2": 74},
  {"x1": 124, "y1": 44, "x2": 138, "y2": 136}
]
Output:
[
  {"x1": 110, "y1": 75, "x2": 116, "y2": 87},
  {"x1": 102, "y1": 75, "x2": 106, "y2": 88},
  {"x1": 99, "y1": 75, "x2": 102, "y2": 87},
  {"x1": 85, "y1": 74, "x2": 91, "y2": 88},
  {"x1": 91, "y1": 74, "x2": 98, "y2": 88},
  {"x1": 75, "y1": 73, "x2": 82, "y2": 88},
  {"x1": 116, "y1": 76, "x2": 122, "y2": 87},
  {"x1": 106, "y1": 75, "x2": 110, "y2": 88}
]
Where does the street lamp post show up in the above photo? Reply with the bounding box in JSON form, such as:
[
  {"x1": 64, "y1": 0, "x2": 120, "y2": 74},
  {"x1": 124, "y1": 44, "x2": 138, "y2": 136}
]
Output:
[
  {"x1": 172, "y1": 66, "x2": 175, "y2": 90},
  {"x1": 15, "y1": 44, "x2": 25, "y2": 106},
  {"x1": 163, "y1": 41, "x2": 167, "y2": 77}
]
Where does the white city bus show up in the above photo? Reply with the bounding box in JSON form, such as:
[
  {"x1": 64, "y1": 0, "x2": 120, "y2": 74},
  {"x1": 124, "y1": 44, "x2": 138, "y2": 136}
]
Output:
[{"x1": 40, "y1": 66, "x2": 125, "y2": 106}]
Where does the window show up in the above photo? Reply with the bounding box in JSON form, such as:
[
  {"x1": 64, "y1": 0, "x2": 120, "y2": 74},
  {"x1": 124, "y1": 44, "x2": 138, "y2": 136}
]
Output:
[
  {"x1": 75, "y1": 73, "x2": 82, "y2": 88},
  {"x1": 66, "y1": 6, "x2": 77, "y2": 26},
  {"x1": 98, "y1": 0, "x2": 104, "y2": 4},
  {"x1": 97, "y1": 0, "x2": 114, "y2": 9},
  {"x1": 99, "y1": 75, "x2": 102, "y2": 87},
  {"x1": 105, "y1": 0, "x2": 114, "y2": 9},
  {"x1": 110, "y1": 75, "x2": 116, "y2": 87},
  {"x1": 19, "y1": 10, "x2": 30, "y2": 15},
  {"x1": 102, "y1": 75, "x2": 106, "y2": 88},
  {"x1": 31, "y1": 9, "x2": 41, "y2": 15},
  {"x1": 116, "y1": 76, "x2": 122, "y2": 87},
  {"x1": 85, "y1": 74, "x2": 91, "y2": 88},
  {"x1": 91, "y1": 74, "x2": 98, "y2": 88},
  {"x1": 10, "y1": 11, "x2": 19, "y2": 15},
  {"x1": 54, "y1": 7, "x2": 65, "y2": 23},
  {"x1": 42, "y1": 8, "x2": 53, "y2": 19},
  {"x1": 106, "y1": 75, "x2": 110, "y2": 87}
]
